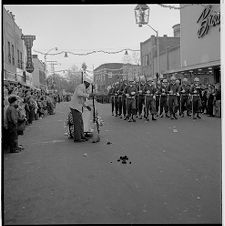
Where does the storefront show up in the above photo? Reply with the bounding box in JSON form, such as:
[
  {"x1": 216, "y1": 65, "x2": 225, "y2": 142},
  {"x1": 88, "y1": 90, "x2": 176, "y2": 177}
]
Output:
[{"x1": 165, "y1": 4, "x2": 220, "y2": 84}]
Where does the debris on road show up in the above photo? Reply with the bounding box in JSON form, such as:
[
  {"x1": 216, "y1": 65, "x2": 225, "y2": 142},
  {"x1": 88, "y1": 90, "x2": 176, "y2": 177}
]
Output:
[
  {"x1": 117, "y1": 155, "x2": 131, "y2": 165},
  {"x1": 106, "y1": 141, "x2": 112, "y2": 145},
  {"x1": 173, "y1": 129, "x2": 178, "y2": 133},
  {"x1": 83, "y1": 153, "x2": 88, "y2": 157},
  {"x1": 196, "y1": 196, "x2": 201, "y2": 200}
]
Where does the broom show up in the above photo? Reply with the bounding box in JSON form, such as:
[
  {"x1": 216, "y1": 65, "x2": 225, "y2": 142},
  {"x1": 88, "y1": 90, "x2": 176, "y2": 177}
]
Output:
[{"x1": 90, "y1": 83, "x2": 100, "y2": 143}]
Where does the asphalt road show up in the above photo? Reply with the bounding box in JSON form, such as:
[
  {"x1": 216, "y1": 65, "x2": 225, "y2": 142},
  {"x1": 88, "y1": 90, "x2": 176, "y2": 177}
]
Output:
[{"x1": 3, "y1": 102, "x2": 222, "y2": 224}]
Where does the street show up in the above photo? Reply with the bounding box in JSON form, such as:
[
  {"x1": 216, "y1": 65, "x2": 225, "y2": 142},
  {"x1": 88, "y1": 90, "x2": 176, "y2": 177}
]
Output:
[{"x1": 3, "y1": 101, "x2": 222, "y2": 224}]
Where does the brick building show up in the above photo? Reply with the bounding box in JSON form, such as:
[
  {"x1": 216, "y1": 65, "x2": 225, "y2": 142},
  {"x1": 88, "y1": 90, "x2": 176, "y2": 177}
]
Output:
[
  {"x1": 94, "y1": 63, "x2": 141, "y2": 93},
  {"x1": 3, "y1": 7, "x2": 27, "y2": 83},
  {"x1": 140, "y1": 25, "x2": 180, "y2": 79}
]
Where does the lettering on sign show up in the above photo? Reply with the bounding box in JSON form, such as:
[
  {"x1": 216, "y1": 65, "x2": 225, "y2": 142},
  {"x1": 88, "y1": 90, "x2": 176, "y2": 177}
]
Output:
[
  {"x1": 197, "y1": 5, "x2": 220, "y2": 38},
  {"x1": 21, "y1": 35, "x2": 36, "y2": 73}
]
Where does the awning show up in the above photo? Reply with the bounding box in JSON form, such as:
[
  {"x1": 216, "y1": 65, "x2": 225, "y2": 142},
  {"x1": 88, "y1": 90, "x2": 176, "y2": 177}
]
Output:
[{"x1": 164, "y1": 60, "x2": 220, "y2": 74}]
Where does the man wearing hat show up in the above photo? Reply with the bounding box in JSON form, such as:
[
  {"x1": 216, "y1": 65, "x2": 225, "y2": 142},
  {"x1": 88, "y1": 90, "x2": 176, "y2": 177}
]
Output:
[
  {"x1": 179, "y1": 78, "x2": 191, "y2": 117},
  {"x1": 113, "y1": 82, "x2": 120, "y2": 117},
  {"x1": 108, "y1": 83, "x2": 115, "y2": 116},
  {"x1": 70, "y1": 76, "x2": 94, "y2": 142},
  {"x1": 190, "y1": 77, "x2": 202, "y2": 119},
  {"x1": 124, "y1": 80, "x2": 137, "y2": 122},
  {"x1": 119, "y1": 80, "x2": 128, "y2": 119},
  {"x1": 143, "y1": 77, "x2": 157, "y2": 121},
  {"x1": 167, "y1": 75, "x2": 179, "y2": 119},
  {"x1": 136, "y1": 77, "x2": 145, "y2": 119},
  {"x1": 5, "y1": 95, "x2": 22, "y2": 153},
  {"x1": 158, "y1": 79, "x2": 169, "y2": 118}
]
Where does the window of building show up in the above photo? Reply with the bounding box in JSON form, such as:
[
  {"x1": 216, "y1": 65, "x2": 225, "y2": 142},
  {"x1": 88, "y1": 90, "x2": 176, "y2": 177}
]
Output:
[
  {"x1": 12, "y1": 44, "x2": 15, "y2": 65},
  {"x1": 17, "y1": 50, "x2": 20, "y2": 68},
  {"x1": 147, "y1": 54, "x2": 150, "y2": 66},
  {"x1": 8, "y1": 42, "x2": 11, "y2": 64},
  {"x1": 20, "y1": 52, "x2": 23, "y2": 69}
]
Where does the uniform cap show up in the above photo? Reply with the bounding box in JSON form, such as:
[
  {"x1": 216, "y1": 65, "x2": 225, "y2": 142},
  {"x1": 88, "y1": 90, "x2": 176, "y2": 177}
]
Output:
[
  {"x1": 83, "y1": 76, "x2": 92, "y2": 84},
  {"x1": 163, "y1": 79, "x2": 168, "y2": 83},
  {"x1": 183, "y1": 78, "x2": 188, "y2": 82},
  {"x1": 194, "y1": 77, "x2": 200, "y2": 82}
]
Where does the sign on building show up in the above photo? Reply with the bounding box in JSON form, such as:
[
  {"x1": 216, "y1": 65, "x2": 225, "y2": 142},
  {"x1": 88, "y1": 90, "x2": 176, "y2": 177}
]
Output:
[{"x1": 21, "y1": 35, "x2": 36, "y2": 73}]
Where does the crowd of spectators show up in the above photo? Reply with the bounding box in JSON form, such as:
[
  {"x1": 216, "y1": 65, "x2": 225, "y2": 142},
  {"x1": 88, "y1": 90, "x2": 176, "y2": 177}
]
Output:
[
  {"x1": 3, "y1": 81, "x2": 60, "y2": 153},
  {"x1": 199, "y1": 83, "x2": 221, "y2": 117}
]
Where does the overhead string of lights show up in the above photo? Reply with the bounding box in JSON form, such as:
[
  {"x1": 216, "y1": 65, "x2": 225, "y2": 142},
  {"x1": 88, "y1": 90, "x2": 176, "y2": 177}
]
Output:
[
  {"x1": 33, "y1": 48, "x2": 140, "y2": 57},
  {"x1": 158, "y1": 4, "x2": 220, "y2": 14}
]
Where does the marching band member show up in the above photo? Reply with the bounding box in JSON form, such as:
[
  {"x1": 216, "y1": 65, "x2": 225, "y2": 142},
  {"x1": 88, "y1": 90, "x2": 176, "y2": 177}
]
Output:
[
  {"x1": 179, "y1": 78, "x2": 191, "y2": 117},
  {"x1": 143, "y1": 78, "x2": 157, "y2": 121},
  {"x1": 190, "y1": 77, "x2": 202, "y2": 119},
  {"x1": 124, "y1": 80, "x2": 138, "y2": 122},
  {"x1": 159, "y1": 79, "x2": 169, "y2": 118},
  {"x1": 167, "y1": 76, "x2": 179, "y2": 120},
  {"x1": 136, "y1": 77, "x2": 145, "y2": 119}
]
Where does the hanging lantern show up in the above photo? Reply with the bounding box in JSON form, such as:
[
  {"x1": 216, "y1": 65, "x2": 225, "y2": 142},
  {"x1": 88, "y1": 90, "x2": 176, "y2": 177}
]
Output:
[
  {"x1": 134, "y1": 4, "x2": 150, "y2": 27},
  {"x1": 64, "y1": 52, "x2": 68, "y2": 57},
  {"x1": 124, "y1": 50, "x2": 128, "y2": 55}
]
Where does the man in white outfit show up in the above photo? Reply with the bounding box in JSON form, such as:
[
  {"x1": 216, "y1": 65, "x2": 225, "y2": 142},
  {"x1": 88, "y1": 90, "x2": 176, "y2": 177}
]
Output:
[{"x1": 69, "y1": 76, "x2": 93, "y2": 142}]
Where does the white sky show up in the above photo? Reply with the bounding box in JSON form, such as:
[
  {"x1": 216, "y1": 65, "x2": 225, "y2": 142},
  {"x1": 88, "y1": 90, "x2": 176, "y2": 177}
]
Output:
[{"x1": 4, "y1": 4, "x2": 180, "y2": 73}]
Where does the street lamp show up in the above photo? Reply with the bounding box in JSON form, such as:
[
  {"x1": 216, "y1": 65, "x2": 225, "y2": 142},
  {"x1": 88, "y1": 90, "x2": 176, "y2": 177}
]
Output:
[
  {"x1": 44, "y1": 47, "x2": 58, "y2": 75},
  {"x1": 134, "y1": 4, "x2": 160, "y2": 79}
]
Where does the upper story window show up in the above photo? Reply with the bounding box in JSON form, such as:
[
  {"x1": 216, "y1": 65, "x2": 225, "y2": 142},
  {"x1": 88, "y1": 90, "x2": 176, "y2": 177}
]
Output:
[
  {"x1": 8, "y1": 42, "x2": 11, "y2": 64},
  {"x1": 12, "y1": 44, "x2": 15, "y2": 65},
  {"x1": 17, "y1": 49, "x2": 20, "y2": 68},
  {"x1": 20, "y1": 52, "x2": 23, "y2": 69}
]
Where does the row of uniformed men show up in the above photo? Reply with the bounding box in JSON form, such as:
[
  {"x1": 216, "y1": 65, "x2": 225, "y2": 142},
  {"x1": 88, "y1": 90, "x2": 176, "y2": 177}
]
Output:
[{"x1": 108, "y1": 76, "x2": 202, "y2": 122}]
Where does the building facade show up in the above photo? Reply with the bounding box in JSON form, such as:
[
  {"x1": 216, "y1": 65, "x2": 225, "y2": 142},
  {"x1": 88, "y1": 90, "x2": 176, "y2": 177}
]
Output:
[
  {"x1": 166, "y1": 4, "x2": 220, "y2": 84},
  {"x1": 140, "y1": 27, "x2": 180, "y2": 79},
  {"x1": 94, "y1": 63, "x2": 141, "y2": 93},
  {"x1": 94, "y1": 63, "x2": 123, "y2": 93},
  {"x1": 3, "y1": 6, "x2": 37, "y2": 88},
  {"x1": 3, "y1": 7, "x2": 27, "y2": 83},
  {"x1": 32, "y1": 55, "x2": 47, "y2": 90}
]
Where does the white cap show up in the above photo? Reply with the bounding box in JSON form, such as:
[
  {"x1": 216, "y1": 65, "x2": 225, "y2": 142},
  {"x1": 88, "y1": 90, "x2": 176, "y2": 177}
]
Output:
[{"x1": 83, "y1": 75, "x2": 93, "y2": 84}]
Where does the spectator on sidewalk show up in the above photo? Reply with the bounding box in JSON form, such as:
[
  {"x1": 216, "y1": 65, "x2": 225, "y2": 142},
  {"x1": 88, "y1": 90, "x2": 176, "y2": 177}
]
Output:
[{"x1": 5, "y1": 96, "x2": 22, "y2": 153}]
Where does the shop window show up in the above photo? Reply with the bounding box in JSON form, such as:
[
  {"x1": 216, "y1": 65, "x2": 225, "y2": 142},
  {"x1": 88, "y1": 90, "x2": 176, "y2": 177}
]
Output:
[
  {"x1": 8, "y1": 42, "x2": 11, "y2": 64},
  {"x1": 147, "y1": 54, "x2": 150, "y2": 66}
]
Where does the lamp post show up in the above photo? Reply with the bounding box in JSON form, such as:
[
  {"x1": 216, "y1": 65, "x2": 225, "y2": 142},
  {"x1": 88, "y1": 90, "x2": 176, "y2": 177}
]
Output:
[
  {"x1": 134, "y1": 4, "x2": 160, "y2": 79},
  {"x1": 44, "y1": 47, "x2": 58, "y2": 76}
]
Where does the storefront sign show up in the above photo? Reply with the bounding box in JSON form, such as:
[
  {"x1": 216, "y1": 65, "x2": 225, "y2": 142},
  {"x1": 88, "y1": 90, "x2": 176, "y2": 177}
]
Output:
[
  {"x1": 197, "y1": 5, "x2": 220, "y2": 38},
  {"x1": 21, "y1": 35, "x2": 36, "y2": 73}
]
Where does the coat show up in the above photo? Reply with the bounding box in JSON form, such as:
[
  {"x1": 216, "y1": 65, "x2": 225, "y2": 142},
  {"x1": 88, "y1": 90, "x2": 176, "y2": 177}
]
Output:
[{"x1": 70, "y1": 83, "x2": 90, "y2": 113}]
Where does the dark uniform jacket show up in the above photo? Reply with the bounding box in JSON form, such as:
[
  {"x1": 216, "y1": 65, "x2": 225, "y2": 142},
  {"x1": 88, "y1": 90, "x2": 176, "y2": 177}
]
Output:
[
  {"x1": 137, "y1": 83, "x2": 145, "y2": 96},
  {"x1": 124, "y1": 85, "x2": 137, "y2": 97},
  {"x1": 158, "y1": 85, "x2": 168, "y2": 96},
  {"x1": 190, "y1": 84, "x2": 202, "y2": 97},
  {"x1": 179, "y1": 84, "x2": 190, "y2": 95},
  {"x1": 167, "y1": 83, "x2": 179, "y2": 95},
  {"x1": 119, "y1": 83, "x2": 127, "y2": 97},
  {"x1": 143, "y1": 84, "x2": 156, "y2": 96}
]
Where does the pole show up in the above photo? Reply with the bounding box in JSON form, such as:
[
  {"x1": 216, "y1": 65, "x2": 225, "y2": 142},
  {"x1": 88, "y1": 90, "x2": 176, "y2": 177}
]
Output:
[{"x1": 156, "y1": 31, "x2": 160, "y2": 78}]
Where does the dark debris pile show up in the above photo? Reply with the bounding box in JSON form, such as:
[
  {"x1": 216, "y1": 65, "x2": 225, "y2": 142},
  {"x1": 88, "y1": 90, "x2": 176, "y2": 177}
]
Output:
[{"x1": 117, "y1": 155, "x2": 131, "y2": 164}]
